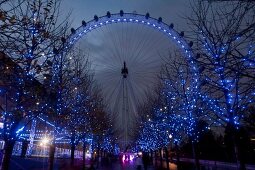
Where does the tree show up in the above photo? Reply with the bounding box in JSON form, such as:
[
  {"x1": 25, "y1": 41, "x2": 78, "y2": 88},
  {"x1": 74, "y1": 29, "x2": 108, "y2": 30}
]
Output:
[
  {"x1": 160, "y1": 55, "x2": 206, "y2": 170},
  {"x1": 0, "y1": 0, "x2": 69, "y2": 73},
  {"x1": 136, "y1": 52, "x2": 206, "y2": 169},
  {"x1": 136, "y1": 82, "x2": 171, "y2": 152},
  {"x1": 89, "y1": 89, "x2": 112, "y2": 161},
  {"x1": 188, "y1": 1, "x2": 255, "y2": 169},
  {"x1": 61, "y1": 49, "x2": 93, "y2": 166},
  {"x1": 0, "y1": 52, "x2": 49, "y2": 170},
  {"x1": 0, "y1": 0, "x2": 69, "y2": 169}
]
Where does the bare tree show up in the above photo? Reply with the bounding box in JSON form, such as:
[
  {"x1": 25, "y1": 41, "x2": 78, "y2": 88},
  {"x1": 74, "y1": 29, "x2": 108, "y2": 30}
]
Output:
[{"x1": 0, "y1": 0, "x2": 69, "y2": 75}]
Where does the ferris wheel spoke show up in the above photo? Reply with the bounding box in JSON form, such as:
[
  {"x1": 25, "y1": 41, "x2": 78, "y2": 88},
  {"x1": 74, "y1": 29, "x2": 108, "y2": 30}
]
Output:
[
  {"x1": 131, "y1": 71, "x2": 159, "y2": 76},
  {"x1": 120, "y1": 23, "x2": 126, "y2": 61},
  {"x1": 131, "y1": 33, "x2": 168, "y2": 65},
  {"x1": 103, "y1": 26, "x2": 122, "y2": 62},
  {"x1": 91, "y1": 63, "x2": 119, "y2": 73},
  {"x1": 128, "y1": 25, "x2": 158, "y2": 64},
  {"x1": 126, "y1": 79, "x2": 140, "y2": 116},
  {"x1": 120, "y1": 23, "x2": 139, "y2": 61},
  {"x1": 137, "y1": 49, "x2": 168, "y2": 64},
  {"x1": 127, "y1": 78, "x2": 149, "y2": 101},
  {"x1": 98, "y1": 26, "x2": 122, "y2": 64},
  {"x1": 111, "y1": 80, "x2": 124, "y2": 113},
  {"x1": 132, "y1": 72, "x2": 158, "y2": 81},
  {"x1": 93, "y1": 28, "x2": 122, "y2": 65},
  {"x1": 132, "y1": 78, "x2": 159, "y2": 95},
  {"x1": 107, "y1": 25, "x2": 127, "y2": 64},
  {"x1": 128, "y1": 25, "x2": 155, "y2": 64},
  {"x1": 91, "y1": 52, "x2": 119, "y2": 67},
  {"x1": 122, "y1": 23, "x2": 131, "y2": 60},
  {"x1": 126, "y1": 24, "x2": 146, "y2": 63},
  {"x1": 95, "y1": 69, "x2": 120, "y2": 77},
  {"x1": 105, "y1": 77, "x2": 122, "y2": 101}
]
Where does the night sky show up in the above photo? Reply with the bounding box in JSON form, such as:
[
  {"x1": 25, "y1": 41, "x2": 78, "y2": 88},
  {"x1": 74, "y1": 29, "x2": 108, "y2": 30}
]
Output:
[{"x1": 61, "y1": 0, "x2": 190, "y2": 30}]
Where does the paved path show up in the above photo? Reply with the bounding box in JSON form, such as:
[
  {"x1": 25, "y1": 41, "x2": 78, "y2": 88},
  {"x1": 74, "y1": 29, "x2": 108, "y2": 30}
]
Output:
[
  {"x1": 9, "y1": 157, "x2": 157, "y2": 170},
  {"x1": 10, "y1": 157, "x2": 90, "y2": 170},
  {"x1": 9, "y1": 157, "x2": 255, "y2": 170},
  {"x1": 96, "y1": 161, "x2": 156, "y2": 170}
]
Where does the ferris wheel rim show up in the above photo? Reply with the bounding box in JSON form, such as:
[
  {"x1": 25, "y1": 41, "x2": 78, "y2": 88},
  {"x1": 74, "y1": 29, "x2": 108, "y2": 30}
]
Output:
[
  {"x1": 66, "y1": 12, "x2": 191, "y2": 50},
  {"x1": 62, "y1": 10, "x2": 199, "y2": 105}
]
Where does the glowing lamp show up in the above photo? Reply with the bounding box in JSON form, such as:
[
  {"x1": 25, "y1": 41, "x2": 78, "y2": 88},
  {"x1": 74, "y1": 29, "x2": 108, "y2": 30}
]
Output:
[{"x1": 40, "y1": 137, "x2": 50, "y2": 146}]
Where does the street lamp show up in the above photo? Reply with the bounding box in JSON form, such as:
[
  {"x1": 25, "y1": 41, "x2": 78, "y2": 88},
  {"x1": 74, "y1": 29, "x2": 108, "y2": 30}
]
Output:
[
  {"x1": 169, "y1": 134, "x2": 173, "y2": 162},
  {"x1": 40, "y1": 137, "x2": 50, "y2": 146}
]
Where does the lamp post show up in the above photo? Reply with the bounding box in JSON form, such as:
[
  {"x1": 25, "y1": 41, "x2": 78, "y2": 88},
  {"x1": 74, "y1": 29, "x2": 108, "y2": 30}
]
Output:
[
  {"x1": 39, "y1": 136, "x2": 50, "y2": 158},
  {"x1": 169, "y1": 134, "x2": 172, "y2": 160},
  {"x1": 166, "y1": 134, "x2": 173, "y2": 170},
  {"x1": 40, "y1": 137, "x2": 50, "y2": 146}
]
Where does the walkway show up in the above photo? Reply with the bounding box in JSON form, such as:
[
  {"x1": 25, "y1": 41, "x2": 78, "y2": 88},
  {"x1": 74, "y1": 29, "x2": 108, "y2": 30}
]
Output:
[
  {"x1": 96, "y1": 162, "x2": 156, "y2": 170},
  {"x1": 9, "y1": 157, "x2": 157, "y2": 170},
  {"x1": 9, "y1": 156, "x2": 255, "y2": 170}
]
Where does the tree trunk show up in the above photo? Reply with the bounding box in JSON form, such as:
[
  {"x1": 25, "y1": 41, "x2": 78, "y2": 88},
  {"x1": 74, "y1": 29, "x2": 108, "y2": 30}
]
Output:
[
  {"x1": 82, "y1": 142, "x2": 86, "y2": 170},
  {"x1": 165, "y1": 147, "x2": 170, "y2": 170},
  {"x1": 192, "y1": 142, "x2": 200, "y2": 170},
  {"x1": 225, "y1": 123, "x2": 246, "y2": 170},
  {"x1": 175, "y1": 143, "x2": 180, "y2": 170},
  {"x1": 154, "y1": 150, "x2": 157, "y2": 166},
  {"x1": 150, "y1": 149, "x2": 153, "y2": 165},
  {"x1": 48, "y1": 143, "x2": 55, "y2": 170},
  {"x1": 237, "y1": 128, "x2": 247, "y2": 170},
  {"x1": 159, "y1": 148, "x2": 163, "y2": 168},
  {"x1": 1, "y1": 140, "x2": 15, "y2": 170},
  {"x1": 71, "y1": 144, "x2": 75, "y2": 166},
  {"x1": 95, "y1": 143, "x2": 100, "y2": 168}
]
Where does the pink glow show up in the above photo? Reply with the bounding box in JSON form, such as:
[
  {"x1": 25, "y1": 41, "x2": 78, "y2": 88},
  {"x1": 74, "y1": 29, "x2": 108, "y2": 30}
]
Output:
[{"x1": 130, "y1": 155, "x2": 134, "y2": 161}]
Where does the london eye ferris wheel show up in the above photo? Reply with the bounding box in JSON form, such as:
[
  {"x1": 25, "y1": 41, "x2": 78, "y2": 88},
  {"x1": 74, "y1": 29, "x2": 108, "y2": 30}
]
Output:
[{"x1": 65, "y1": 11, "x2": 196, "y2": 149}]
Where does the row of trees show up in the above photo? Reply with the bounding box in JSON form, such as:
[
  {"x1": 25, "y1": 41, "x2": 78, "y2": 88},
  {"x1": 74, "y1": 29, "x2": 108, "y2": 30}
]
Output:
[
  {"x1": 136, "y1": 1, "x2": 255, "y2": 170},
  {"x1": 0, "y1": 0, "x2": 67, "y2": 169},
  {"x1": 0, "y1": 0, "x2": 114, "y2": 170}
]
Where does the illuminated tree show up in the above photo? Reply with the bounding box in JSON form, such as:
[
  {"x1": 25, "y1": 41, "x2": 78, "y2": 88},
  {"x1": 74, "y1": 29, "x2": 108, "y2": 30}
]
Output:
[
  {"x1": 58, "y1": 47, "x2": 112, "y2": 163},
  {"x1": 89, "y1": 91, "x2": 112, "y2": 160},
  {"x1": 60, "y1": 51, "x2": 92, "y2": 165},
  {"x1": 160, "y1": 55, "x2": 207, "y2": 169},
  {"x1": 0, "y1": 0, "x2": 69, "y2": 169},
  {"x1": 137, "y1": 55, "x2": 207, "y2": 169},
  {"x1": 136, "y1": 86, "x2": 169, "y2": 151},
  {"x1": 0, "y1": 52, "x2": 47, "y2": 170},
  {"x1": 188, "y1": 1, "x2": 255, "y2": 169}
]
